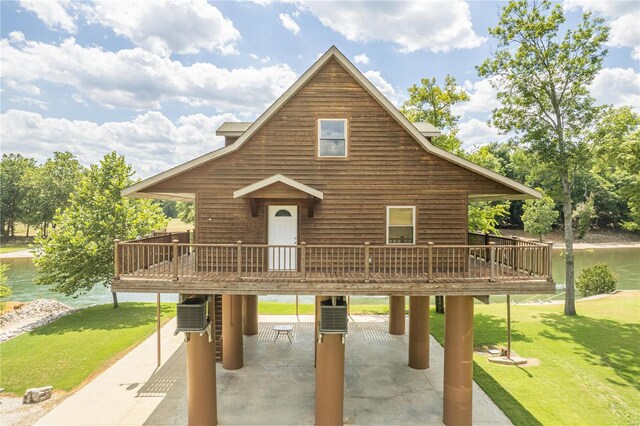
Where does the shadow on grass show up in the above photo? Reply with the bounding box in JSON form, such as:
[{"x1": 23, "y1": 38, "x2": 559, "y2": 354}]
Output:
[
  {"x1": 539, "y1": 313, "x2": 640, "y2": 391},
  {"x1": 31, "y1": 302, "x2": 175, "y2": 335},
  {"x1": 473, "y1": 313, "x2": 532, "y2": 346},
  {"x1": 473, "y1": 362, "x2": 542, "y2": 426},
  {"x1": 430, "y1": 310, "x2": 541, "y2": 425}
]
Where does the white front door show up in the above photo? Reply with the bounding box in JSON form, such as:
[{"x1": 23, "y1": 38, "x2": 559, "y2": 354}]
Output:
[{"x1": 268, "y1": 205, "x2": 298, "y2": 271}]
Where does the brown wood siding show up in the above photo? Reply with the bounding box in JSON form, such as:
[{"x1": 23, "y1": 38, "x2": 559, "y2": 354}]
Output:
[{"x1": 149, "y1": 58, "x2": 515, "y2": 246}]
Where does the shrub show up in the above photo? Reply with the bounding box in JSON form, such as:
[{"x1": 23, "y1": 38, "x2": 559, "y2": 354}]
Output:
[{"x1": 576, "y1": 264, "x2": 617, "y2": 297}]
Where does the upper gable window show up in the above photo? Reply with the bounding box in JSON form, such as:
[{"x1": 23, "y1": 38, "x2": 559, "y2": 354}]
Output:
[{"x1": 318, "y1": 119, "x2": 347, "y2": 157}]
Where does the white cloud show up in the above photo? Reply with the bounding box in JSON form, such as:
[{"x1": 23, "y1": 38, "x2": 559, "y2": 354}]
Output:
[
  {"x1": 354, "y1": 53, "x2": 369, "y2": 65},
  {"x1": 453, "y1": 78, "x2": 500, "y2": 118},
  {"x1": 0, "y1": 109, "x2": 240, "y2": 178},
  {"x1": 279, "y1": 13, "x2": 300, "y2": 34},
  {"x1": 0, "y1": 37, "x2": 298, "y2": 113},
  {"x1": 458, "y1": 118, "x2": 507, "y2": 149},
  {"x1": 590, "y1": 67, "x2": 640, "y2": 107},
  {"x1": 564, "y1": 0, "x2": 640, "y2": 60},
  {"x1": 249, "y1": 53, "x2": 271, "y2": 63},
  {"x1": 363, "y1": 70, "x2": 403, "y2": 107},
  {"x1": 20, "y1": 0, "x2": 240, "y2": 56},
  {"x1": 19, "y1": 0, "x2": 77, "y2": 32},
  {"x1": 82, "y1": 0, "x2": 240, "y2": 56},
  {"x1": 8, "y1": 31, "x2": 25, "y2": 43},
  {"x1": 299, "y1": 1, "x2": 484, "y2": 53}
]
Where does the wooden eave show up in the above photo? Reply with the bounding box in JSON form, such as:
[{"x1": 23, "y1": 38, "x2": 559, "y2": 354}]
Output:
[{"x1": 122, "y1": 46, "x2": 541, "y2": 202}]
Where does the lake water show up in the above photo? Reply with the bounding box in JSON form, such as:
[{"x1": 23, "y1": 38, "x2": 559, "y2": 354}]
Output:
[{"x1": 2, "y1": 247, "x2": 638, "y2": 307}]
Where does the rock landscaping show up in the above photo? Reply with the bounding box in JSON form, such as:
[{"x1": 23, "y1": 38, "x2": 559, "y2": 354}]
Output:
[{"x1": 0, "y1": 299, "x2": 75, "y2": 342}]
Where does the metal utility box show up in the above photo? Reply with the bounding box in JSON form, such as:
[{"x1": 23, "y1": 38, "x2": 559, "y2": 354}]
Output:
[
  {"x1": 319, "y1": 298, "x2": 348, "y2": 334},
  {"x1": 176, "y1": 297, "x2": 209, "y2": 333}
]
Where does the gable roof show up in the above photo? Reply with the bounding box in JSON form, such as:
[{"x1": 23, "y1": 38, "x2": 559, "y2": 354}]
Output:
[
  {"x1": 233, "y1": 174, "x2": 323, "y2": 199},
  {"x1": 123, "y1": 46, "x2": 540, "y2": 201}
]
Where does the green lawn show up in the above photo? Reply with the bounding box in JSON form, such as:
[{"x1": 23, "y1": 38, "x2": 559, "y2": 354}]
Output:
[
  {"x1": 0, "y1": 302, "x2": 176, "y2": 395},
  {"x1": 429, "y1": 293, "x2": 640, "y2": 425},
  {"x1": 258, "y1": 301, "x2": 389, "y2": 315},
  {"x1": 0, "y1": 244, "x2": 31, "y2": 254}
]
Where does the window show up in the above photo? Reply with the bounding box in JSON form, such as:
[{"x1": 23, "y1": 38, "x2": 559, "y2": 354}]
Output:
[
  {"x1": 318, "y1": 119, "x2": 347, "y2": 157},
  {"x1": 386, "y1": 207, "x2": 415, "y2": 244},
  {"x1": 275, "y1": 209, "x2": 292, "y2": 217}
]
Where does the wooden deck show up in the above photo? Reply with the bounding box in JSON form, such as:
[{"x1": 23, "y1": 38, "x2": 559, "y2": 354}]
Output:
[{"x1": 112, "y1": 238, "x2": 555, "y2": 296}]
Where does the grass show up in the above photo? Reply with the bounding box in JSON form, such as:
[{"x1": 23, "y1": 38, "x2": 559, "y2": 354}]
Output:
[
  {"x1": 258, "y1": 301, "x2": 389, "y2": 315},
  {"x1": 0, "y1": 245, "x2": 31, "y2": 254},
  {"x1": 0, "y1": 302, "x2": 176, "y2": 395},
  {"x1": 429, "y1": 292, "x2": 640, "y2": 425}
]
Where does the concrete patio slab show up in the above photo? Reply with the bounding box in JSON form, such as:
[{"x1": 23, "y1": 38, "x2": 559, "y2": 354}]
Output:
[{"x1": 36, "y1": 315, "x2": 511, "y2": 425}]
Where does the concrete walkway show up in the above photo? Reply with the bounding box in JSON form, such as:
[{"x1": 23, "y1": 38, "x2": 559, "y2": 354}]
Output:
[{"x1": 37, "y1": 315, "x2": 511, "y2": 425}]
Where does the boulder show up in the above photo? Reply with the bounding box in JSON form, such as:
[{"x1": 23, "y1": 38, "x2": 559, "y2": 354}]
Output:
[{"x1": 23, "y1": 386, "x2": 53, "y2": 404}]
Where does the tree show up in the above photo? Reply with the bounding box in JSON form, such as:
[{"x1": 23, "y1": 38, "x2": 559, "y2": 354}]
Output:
[
  {"x1": 176, "y1": 202, "x2": 195, "y2": 225},
  {"x1": 20, "y1": 152, "x2": 84, "y2": 237},
  {"x1": 466, "y1": 146, "x2": 511, "y2": 234},
  {"x1": 478, "y1": 0, "x2": 609, "y2": 315},
  {"x1": 573, "y1": 195, "x2": 595, "y2": 239},
  {"x1": 400, "y1": 74, "x2": 469, "y2": 153},
  {"x1": 0, "y1": 154, "x2": 36, "y2": 238},
  {"x1": 34, "y1": 152, "x2": 168, "y2": 308},
  {"x1": 522, "y1": 192, "x2": 559, "y2": 240},
  {"x1": 590, "y1": 106, "x2": 640, "y2": 230},
  {"x1": 0, "y1": 263, "x2": 11, "y2": 311}
]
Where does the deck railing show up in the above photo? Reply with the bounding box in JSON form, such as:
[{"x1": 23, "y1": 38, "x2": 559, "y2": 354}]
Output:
[{"x1": 114, "y1": 233, "x2": 553, "y2": 283}]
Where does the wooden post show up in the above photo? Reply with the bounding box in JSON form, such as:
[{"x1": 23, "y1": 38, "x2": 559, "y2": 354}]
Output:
[
  {"x1": 173, "y1": 239, "x2": 179, "y2": 281},
  {"x1": 237, "y1": 241, "x2": 242, "y2": 279},
  {"x1": 364, "y1": 242, "x2": 370, "y2": 282},
  {"x1": 489, "y1": 242, "x2": 496, "y2": 282},
  {"x1": 546, "y1": 242, "x2": 554, "y2": 282},
  {"x1": 113, "y1": 239, "x2": 120, "y2": 279},
  {"x1": 156, "y1": 293, "x2": 161, "y2": 367},
  {"x1": 506, "y1": 295, "x2": 511, "y2": 359},
  {"x1": 300, "y1": 242, "x2": 306, "y2": 281},
  {"x1": 427, "y1": 242, "x2": 434, "y2": 282}
]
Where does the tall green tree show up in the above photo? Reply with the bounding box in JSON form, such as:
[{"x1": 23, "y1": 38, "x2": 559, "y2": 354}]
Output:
[
  {"x1": 400, "y1": 74, "x2": 469, "y2": 153},
  {"x1": 522, "y1": 192, "x2": 559, "y2": 241},
  {"x1": 0, "y1": 154, "x2": 36, "y2": 238},
  {"x1": 590, "y1": 106, "x2": 640, "y2": 230},
  {"x1": 176, "y1": 202, "x2": 195, "y2": 225},
  {"x1": 34, "y1": 152, "x2": 168, "y2": 308},
  {"x1": 21, "y1": 152, "x2": 84, "y2": 236},
  {"x1": 478, "y1": 0, "x2": 609, "y2": 315}
]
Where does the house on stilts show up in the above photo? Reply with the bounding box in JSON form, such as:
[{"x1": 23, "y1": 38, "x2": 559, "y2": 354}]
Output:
[{"x1": 113, "y1": 46, "x2": 554, "y2": 426}]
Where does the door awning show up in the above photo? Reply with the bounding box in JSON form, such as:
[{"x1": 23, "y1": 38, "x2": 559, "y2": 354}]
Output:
[
  {"x1": 233, "y1": 174, "x2": 323, "y2": 200},
  {"x1": 234, "y1": 174, "x2": 323, "y2": 218}
]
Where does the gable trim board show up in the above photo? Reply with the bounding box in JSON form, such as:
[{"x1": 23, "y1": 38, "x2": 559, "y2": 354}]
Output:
[
  {"x1": 122, "y1": 46, "x2": 540, "y2": 202},
  {"x1": 234, "y1": 174, "x2": 324, "y2": 200}
]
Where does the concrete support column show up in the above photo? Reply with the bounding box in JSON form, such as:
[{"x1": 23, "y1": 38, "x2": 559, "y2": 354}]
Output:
[
  {"x1": 389, "y1": 295, "x2": 406, "y2": 335},
  {"x1": 186, "y1": 300, "x2": 217, "y2": 426},
  {"x1": 315, "y1": 296, "x2": 345, "y2": 426},
  {"x1": 242, "y1": 295, "x2": 258, "y2": 336},
  {"x1": 408, "y1": 296, "x2": 430, "y2": 369},
  {"x1": 222, "y1": 294, "x2": 243, "y2": 370},
  {"x1": 443, "y1": 296, "x2": 474, "y2": 426}
]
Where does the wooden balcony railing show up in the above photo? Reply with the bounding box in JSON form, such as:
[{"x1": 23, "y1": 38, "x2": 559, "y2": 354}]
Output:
[{"x1": 114, "y1": 233, "x2": 553, "y2": 284}]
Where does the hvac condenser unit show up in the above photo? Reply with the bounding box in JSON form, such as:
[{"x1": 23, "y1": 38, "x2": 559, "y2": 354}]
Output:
[
  {"x1": 319, "y1": 297, "x2": 348, "y2": 334},
  {"x1": 176, "y1": 297, "x2": 209, "y2": 333}
]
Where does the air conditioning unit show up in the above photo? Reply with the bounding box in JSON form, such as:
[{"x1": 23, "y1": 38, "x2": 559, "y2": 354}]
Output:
[
  {"x1": 176, "y1": 297, "x2": 209, "y2": 333},
  {"x1": 320, "y1": 297, "x2": 348, "y2": 334}
]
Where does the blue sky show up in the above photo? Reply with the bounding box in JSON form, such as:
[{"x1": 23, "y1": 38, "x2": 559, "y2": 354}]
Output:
[{"x1": 1, "y1": 0, "x2": 638, "y2": 178}]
